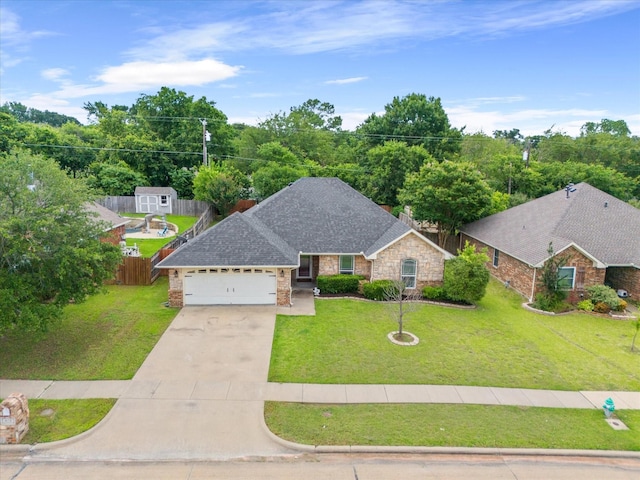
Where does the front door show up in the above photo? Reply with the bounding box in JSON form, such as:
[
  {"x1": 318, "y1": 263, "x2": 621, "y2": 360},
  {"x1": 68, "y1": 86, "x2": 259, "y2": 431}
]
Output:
[{"x1": 298, "y1": 255, "x2": 312, "y2": 279}]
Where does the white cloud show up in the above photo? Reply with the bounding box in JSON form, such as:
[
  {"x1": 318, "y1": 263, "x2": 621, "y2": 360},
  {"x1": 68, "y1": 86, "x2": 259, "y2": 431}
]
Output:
[
  {"x1": 325, "y1": 77, "x2": 368, "y2": 85},
  {"x1": 338, "y1": 110, "x2": 374, "y2": 130},
  {"x1": 41, "y1": 68, "x2": 70, "y2": 81},
  {"x1": 447, "y1": 104, "x2": 611, "y2": 137},
  {"x1": 96, "y1": 58, "x2": 241, "y2": 88}
]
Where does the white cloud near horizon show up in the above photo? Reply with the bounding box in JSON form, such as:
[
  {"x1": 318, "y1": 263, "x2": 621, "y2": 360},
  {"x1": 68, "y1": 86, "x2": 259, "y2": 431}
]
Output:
[{"x1": 325, "y1": 77, "x2": 368, "y2": 85}]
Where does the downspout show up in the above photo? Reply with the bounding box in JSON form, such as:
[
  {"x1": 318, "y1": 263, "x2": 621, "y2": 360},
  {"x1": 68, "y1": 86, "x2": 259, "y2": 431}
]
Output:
[{"x1": 530, "y1": 267, "x2": 537, "y2": 303}]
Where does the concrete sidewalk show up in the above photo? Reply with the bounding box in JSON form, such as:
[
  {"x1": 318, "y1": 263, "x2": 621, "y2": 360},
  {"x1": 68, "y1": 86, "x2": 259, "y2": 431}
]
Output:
[{"x1": 2, "y1": 378, "x2": 638, "y2": 410}]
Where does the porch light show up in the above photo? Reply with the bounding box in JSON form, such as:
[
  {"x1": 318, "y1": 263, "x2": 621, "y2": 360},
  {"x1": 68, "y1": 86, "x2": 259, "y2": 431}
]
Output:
[
  {"x1": 280, "y1": 269, "x2": 285, "y2": 277},
  {"x1": 173, "y1": 270, "x2": 179, "y2": 278}
]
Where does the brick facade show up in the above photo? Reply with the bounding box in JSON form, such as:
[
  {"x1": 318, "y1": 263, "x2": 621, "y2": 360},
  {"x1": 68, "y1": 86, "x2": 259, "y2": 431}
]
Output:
[
  {"x1": 102, "y1": 225, "x2": 126, "y2": 246},
  {"x1": 371, "y1": 232, "x2": 445, "y2": 289},
  {"x1": 552, "y1": 246, "x2": 606, "y2": 303},
  {"x1": 168, "y1": 271, "x2": 184, "y2": 307},
  {"x1": 462, "y1": 234, "x2": 607, "y2": 302},
  {"x1": 277, "y1": 269, "x2": 292, "y2": 306},
  {"x1": 318, "y1": 255, "x2": 371, "y2": 277},
  {"x1": 606, "y1": 267, "x2": 640, "y2": 300}
]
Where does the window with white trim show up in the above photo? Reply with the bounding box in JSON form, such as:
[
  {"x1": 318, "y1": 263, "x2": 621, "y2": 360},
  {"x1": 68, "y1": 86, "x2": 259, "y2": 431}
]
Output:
[
  {"x1": 339, "y1": 255, "x2": 354, "y2": 274},
  {"x1": 160, "y1": 195, "x2": 169, "y2": 206},
  {"x1": 401, "y1": 259, "x2": 417, "y2": 289},
  {"x1": 558, "y1": 267, "x2": 576, "y2": 290},
  {"x1": 493, "y1": 249, "x2": 500, "y2": 267}
]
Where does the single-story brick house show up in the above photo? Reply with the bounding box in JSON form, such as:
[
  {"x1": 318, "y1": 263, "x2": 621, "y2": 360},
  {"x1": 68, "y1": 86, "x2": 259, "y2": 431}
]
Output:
[
  {"x1": 158, "y1": 177, "x2": 452, "y2": 306},
  {"x1": 460, "y1": 183, "x2": 640, "y2": 302},
  {"x1": 134, "y1": 186, "x2": 177, "y2": 214},
  {"x1": 86, "y1": 201, "x2": 129, "y2": 245}
]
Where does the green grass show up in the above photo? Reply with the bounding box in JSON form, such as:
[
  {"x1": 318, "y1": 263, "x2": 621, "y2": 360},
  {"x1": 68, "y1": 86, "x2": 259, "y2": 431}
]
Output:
[
  {"x1": 0, "y1": 278, "x2": 177, "y2": 380},
  {"x1": 124, "y1": 214, "x2": 198, "y2": 257},
  {"x1": 264, "y1": 402, "x2": 640, "y2": 450},
  {"x1": 269, "y1": 280, "x2": 640, "y2": 391},
  {"x1": 18, "y1": 399, "x2": 116, "y2": 444}
]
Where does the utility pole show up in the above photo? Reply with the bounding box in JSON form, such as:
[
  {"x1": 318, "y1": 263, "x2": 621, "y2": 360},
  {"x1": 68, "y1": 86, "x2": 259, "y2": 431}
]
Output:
[{"x1": 200, "y1": 119, "x2": 208, "y2": 166}]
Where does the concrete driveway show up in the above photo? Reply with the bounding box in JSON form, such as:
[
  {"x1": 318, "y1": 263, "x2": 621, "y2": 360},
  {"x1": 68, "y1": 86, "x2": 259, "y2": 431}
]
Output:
[{"x1": 28, "y1": 306, "x2": 295, "y2": 462}]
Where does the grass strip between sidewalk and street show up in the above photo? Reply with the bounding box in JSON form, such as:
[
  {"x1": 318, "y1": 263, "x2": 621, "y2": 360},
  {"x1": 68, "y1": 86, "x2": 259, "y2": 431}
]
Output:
[
  {"x1": 265, "y1": 402, "x2": 640, "y2": 451},
  {"x1": 20, "y1": 399, "x2": 116, "y2": 444}
]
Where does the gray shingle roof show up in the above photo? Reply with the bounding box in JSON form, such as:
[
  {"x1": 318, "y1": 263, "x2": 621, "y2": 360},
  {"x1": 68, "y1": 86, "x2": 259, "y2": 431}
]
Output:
[
  {"x1": 460, "y1": 183, "x2": 640, "y2": 267},
  {"x1": 158, "y1": 212, "x2": 298, "y2": 268},
  {"x1": 159, "y1": 177, "x2": 448, "y2": 269},
  {"x1": 85, "y1": 202, "x2": 129, "y2": 230},
  {"x1": 134, "y1": 186, "x2": 177, "y2": 196},
  {"x1": 244, "y1": 177, "x2": 410, "y2": 253}
]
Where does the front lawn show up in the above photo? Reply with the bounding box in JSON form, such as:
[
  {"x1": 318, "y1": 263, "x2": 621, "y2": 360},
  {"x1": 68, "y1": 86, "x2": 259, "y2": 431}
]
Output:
[
  {"x1": 269, "y1": 280, "x2": 640, "y2": 391},
  {"x1": 265, "y1": 402, "x2": 640, "y2": 450},
  {"x1": 0, "y1": 278, "x2": 177, "y2": 380}
]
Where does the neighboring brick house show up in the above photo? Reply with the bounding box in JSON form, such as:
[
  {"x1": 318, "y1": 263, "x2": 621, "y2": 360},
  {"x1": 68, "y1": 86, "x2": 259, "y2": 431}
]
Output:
[
  {"x1": 85, "y1": 201, "x2": 129, "y2": 245},
  {"x1": 158, "y1": 177, "x2": 452, "y2": 307},
  {"x1": 460, "y1": 183, "x2": 640, "y2": 302}
]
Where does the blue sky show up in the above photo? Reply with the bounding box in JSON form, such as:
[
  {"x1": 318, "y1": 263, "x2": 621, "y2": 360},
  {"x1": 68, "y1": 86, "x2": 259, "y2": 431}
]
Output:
[{"x1": 1, "y1": 0, "x2": 639, "y2": 136}]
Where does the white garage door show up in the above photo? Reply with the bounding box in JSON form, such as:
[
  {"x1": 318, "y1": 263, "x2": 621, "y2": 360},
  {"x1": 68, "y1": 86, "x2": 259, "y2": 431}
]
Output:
[{"x1": 183, "y1": 272, "x2": 277, "y2": 305}]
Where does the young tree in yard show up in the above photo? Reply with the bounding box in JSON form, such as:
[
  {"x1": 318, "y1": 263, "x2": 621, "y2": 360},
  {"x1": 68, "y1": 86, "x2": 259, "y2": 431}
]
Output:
[
  {"x1": 399, "y1": 160, "x2": 492, "y2": 247},
  {"x1": 534, "y1": 243, "x2": 568, "y2": 312},
  {"x1": 383, "y1": 280, "x2": 423, "y2": 340},
  {"x1": 631, "y1": 319, "x2": 640, "y2": 353},
  {"x1": 443, "y1": 242, "x2": 490, "y2": 304},
  {"x1": 193, "y1": 163, "x2": 250, "y2": 217},
  {"x1": 0, "y1": 150, "x2": 122, "y2": 335}
]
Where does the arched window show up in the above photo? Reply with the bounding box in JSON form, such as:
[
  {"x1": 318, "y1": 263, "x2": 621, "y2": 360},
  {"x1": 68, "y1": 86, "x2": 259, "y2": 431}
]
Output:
[{"x1": 401, "y1": 259, "x2": 417, "y2": 289}]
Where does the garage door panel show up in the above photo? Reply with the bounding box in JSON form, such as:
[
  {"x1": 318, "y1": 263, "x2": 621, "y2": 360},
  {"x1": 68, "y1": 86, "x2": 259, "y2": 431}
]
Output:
[{"x1": 184, "y1": 273, "x2": 277, "y2": 305}]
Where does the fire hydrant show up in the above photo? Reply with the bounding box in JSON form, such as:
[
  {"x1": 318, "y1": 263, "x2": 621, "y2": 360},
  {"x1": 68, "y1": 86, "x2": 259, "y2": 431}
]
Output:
[{"x1": 603, "y1": 397, "x2": 615, "y2": 418}]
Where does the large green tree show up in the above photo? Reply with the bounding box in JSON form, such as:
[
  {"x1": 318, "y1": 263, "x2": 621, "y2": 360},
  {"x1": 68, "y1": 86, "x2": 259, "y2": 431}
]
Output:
[
  {"x1": 399, "y1": 160, "x2": 492, "y2": 247},
  {"x1": 193, "y1": 163, "x2": 250, "y2": 217},
  {"x1": 0, "y1": 150, "x2": 122, "y2": 334},
  {"x1": 357, "y1": 93, "x2": 462, "y2": 160},
  {"x1": 362, "y1": 141, "x2": 433, "y2": 206}
]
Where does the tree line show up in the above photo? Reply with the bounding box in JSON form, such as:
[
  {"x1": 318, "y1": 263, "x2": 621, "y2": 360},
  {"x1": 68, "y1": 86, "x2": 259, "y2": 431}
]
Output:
[{"x1": 1, "y1": 88, "x2": 638, "y2": 231}]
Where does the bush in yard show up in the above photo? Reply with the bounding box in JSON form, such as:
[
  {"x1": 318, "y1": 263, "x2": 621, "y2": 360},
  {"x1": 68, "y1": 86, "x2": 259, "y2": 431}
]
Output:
[
  {"x1": 576, "y1": 299, "x2": 594, "y2": 312},
  {"x1": 362, "y1": 280, "x2": 395, "y2": 301},
  {"x1": 316, "y1": 275, "x2": 361, "y2": 294},
  {"x1": 617, "y1": 299, "x2": 627, "y2": 312},
  {"x1": 443, "y1": 241, "x2": 490, "y2": 304},
  {"x1": 593, "y1": 301, "x2": 610, "y2": 314},
  {"x1": 586, "y1": 285, "x2": 623, "y2": 311},
  {"x1": 422, "y1": 286, "x2": 448, "y2": 301}
]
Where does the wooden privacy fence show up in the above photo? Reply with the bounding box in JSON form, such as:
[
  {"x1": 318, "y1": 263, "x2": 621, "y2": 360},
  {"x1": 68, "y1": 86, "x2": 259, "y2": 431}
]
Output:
[
  {"x1": 97, "y1": 196, "x2": 211, "y2": 216},
  {"x1": 113, "y1": 205, "x2": 215, "y2": 285}
]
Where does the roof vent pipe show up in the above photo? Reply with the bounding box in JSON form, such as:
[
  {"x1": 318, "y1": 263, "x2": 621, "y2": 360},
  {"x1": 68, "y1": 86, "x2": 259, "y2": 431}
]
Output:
[{"x1": 604, "y1": 202, "x2": 608, "y2": 208}]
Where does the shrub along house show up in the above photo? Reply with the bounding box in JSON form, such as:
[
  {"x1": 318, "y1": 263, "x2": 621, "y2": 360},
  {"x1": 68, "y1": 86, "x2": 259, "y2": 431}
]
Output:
[
  {"x1": 460, "y1": 183, "x2": 640, "y2": 303},
  {"x1": 158, "y1": 177, "x2": 452, "y2": 306}
]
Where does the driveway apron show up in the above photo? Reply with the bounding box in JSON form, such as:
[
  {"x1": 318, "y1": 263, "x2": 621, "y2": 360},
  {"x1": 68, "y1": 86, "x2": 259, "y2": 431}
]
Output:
[{"x1": 29, "y1": 306, "x2": 294, "y2": 461}]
